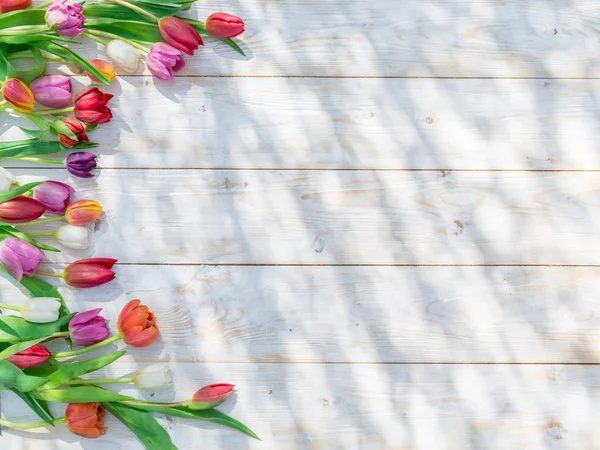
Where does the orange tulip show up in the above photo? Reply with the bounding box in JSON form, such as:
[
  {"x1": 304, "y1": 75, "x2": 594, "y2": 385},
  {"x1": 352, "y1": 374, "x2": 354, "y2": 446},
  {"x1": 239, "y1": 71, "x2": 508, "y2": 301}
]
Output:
[
  {"x1": 65, "y1": 402, "x2": 106, "y2": 439},
  {"x1": 2, "y1": 78, "x2": 34, "y2": 112},
  {"x1": 65, "y1": 199, "x2": 102, "y2": 226},
  {"x1": 117, "y1": 299, "x2": 159, "y2": 348},
  {"x1": 0, "y1": 0, "x2": 31, "y2": 14},
  {"x1": 87, "y1": 59, "x2": 116, "y2": 83}
]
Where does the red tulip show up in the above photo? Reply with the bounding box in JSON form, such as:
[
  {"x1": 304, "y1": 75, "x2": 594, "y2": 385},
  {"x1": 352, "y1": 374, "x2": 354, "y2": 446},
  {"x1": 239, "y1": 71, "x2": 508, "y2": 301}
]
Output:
[
  {"x1": 188, "y1": 383, "x2": 235, "y2": 410},
  {"x1": 65, "y1": 199, "x2": 102, "y2": 226},
  {"x1": 117, "y1": 299, "x2": 159, "y2": 348},
  {"x1": 6, "y1": 344, "x2": 51, "y2": 369},
  {"x1": 158, "y1": 16, "x2": 203, "y2": 56},
  {"x1": 65, "y1": 402, "x2": 106, "y2": 439},
  {"x1": 74, "y1": 87, "x2": 113, "y2": 124},
  {"x1": 58, "y1": 116, "x2": 89, "y2": 148},
  {"x1": 0, "y1": 0, "x2": 31, "y2": 13},
  {"x1": 63, "y1": 258, "x2": 117, "y2": 288},
  {"x1": 2, "y1": 78, "x2": 34, "y2": 112},
  {"x1": 87, "y1": 59, "x2": 116, "y2": 83},
  {"x1": 0, "y1": 196, "x2": 46, "y2": 223},
  {"x1": 205, "y1": 13, "x2": 245, "y2": 38}
]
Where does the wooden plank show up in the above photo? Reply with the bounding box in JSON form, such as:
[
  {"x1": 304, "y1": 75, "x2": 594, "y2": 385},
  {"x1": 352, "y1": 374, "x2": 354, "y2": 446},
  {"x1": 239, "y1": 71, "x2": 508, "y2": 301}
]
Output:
[
  {"x1": 2, "y1": 363, "x2": 600, "y2": 449},
  {"x1": 4, "y1": 78, "x2": 600, "y2": 170},
  {"x1": 9, "y1": 169, "x2": 600, "y2": 265},
  {"x1": 34, "y1": 0, "x2": 600, "y2": 78},
  {"x1": 3, "y1": 265, "x2": 600, "y2": 364}
]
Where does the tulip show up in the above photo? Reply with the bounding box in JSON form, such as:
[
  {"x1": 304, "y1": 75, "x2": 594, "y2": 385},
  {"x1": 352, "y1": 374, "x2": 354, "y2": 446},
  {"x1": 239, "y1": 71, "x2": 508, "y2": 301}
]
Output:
[
  {"x1": 117, "y1": 299, "x2": 159, "y2": 348},
  {"x1": 205, "y1": 13, "x2": 245, "y2": 38},
  {"x1": 0, "y1": 238, "x2": 44, "y2": 281},
  {"x1": 65, "y1": 402, "x2": 106, "y2": 439},
  {"x1": 106, "y1": 40, "x2": 140, "y2": 73},
  {"x1": 6, "y1": 345, "x2": 51, "y2": 369},
  {"x1": 65, "y1": 151, "x2": 96, "y2": 178},
  {"x1": 30, "y1": 75, "x2": 72, "y2": 108},
  {"x1": 33, "y1": 180, "x2": 75, "y2": 215},
  {"x1": 187, "y1": 383, "x2": 235, "y2": 410},
  {"x1": 0, "y1": 0, "x2": 31, "y2": 14},
  {"x1": 158, "y1": 16, "x2": 203, "y2": 56},
  {"x1": 56, "y1": 224, "x2": 90, "y2": 250},
  {"x1": 87, "y1": 59, "x2": 116, "y2": 83},
  {"x1": 2, "y1": 78, "x2": 34, "y2": 112},
  {"x1": 58, "y1": 116, "x2": 89, "y2": 148},
  {"x1": 134, "y1": 364, "x2": 172, "y2": 391},
  {"x1": 74, "y1": 87, "x2": 113, "y2": 124},
  {"x1": 65, "y1": 199, "x2": 102, "y2": 226},
  {"x1": 0, "y1": 196, "x2": 46, "y2": 223},
  {"x1": 146, "y1": 43, "x2": 185, "y2": 81},
  {"x1": 69, "y1": 308, "x2": 109, "y2": 347},
  {"x1": 20, "y1": 297, "x2": 61, "y2": 323},
  {"x1": 0, "y1": 167, "x2": 16, "y2": 192},
  {"x1": 45, "y1": 0, "x2": 85, "y2": 37},
  {"x1": 63, "y1": 258, "x2": 117, "y2": 288}
]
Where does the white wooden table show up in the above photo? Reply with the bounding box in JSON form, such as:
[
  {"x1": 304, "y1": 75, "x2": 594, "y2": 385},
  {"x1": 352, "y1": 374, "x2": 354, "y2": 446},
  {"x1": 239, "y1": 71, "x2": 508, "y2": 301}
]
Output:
[{"x1": 3, "y1": 0, "x2": 600, "y2": 448}]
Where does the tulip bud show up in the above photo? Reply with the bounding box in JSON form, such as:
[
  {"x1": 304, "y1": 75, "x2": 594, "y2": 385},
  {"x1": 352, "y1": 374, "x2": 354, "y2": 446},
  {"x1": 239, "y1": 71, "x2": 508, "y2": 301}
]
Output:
[
  {"x1": 117, "y1": 299, "x2": 159, "y2": 348},
  {"x1": 158, "y1": 16, "x2": 203, "y2": 56},
  {"x1": 63, "y1": 258, "x2": 117, "y2": 288},
  {"x1": 65, "y1": 151, "x2": 97, "y2": 178},
  {"x1": 0, "y1": 196, "x2": 46, "y2": 223},
  {"x1": 0, "y1": 0, "x2": 31, "y2": 14},
  {"x1": 6, "y1": 344, "x2": 51, "y2": 369},
  {"x1": 87, "y1": 59, "x2": 116, "y2": 83},
  {"x1": 69, "y1": 308, "x2": 109, "y2": 347},
  {"x1": 74, "y1": 87, "x2": 113, "y2": 124},
  {"x1": 65, "y1": 199, "x2": 102, "y2": 226},
  {"x1": 146, "y1": 43, "x2": 185, "y2": 81},
  {"x1": 187, "y1": 383, "x2": 235, "y2": 410},
  {"x1": 2, "y1": 78, "x2": 34, "y2": 112},
  {"x1": 134, "y1": 364, "x2": 172, "y2": 391},
  {"x1": 0, "y1": 238, "x2": 44, "y2": 281},
  {"x1": 106, "y1": 40, "x2": 140, "y2": 73},
  {"x1": 20, "y1": 297, "x2": 61, "y2": 323},
  {"x1": 33, "y1": 180, "x2": 75, "y2": 215},
  {"x1": 0, "y1": 167, "x2": 16, "y2": 192},
  {"x1": 58, "y1": 116, "x2": 89, "y2": 148},
  {"x1": 66, "y1": 402, "x2": 106, "y2": 439},
  {"x1": 30, "y1": 75, "x2": 72, "y2": 108},
  {"x1": 56, "y1": 224, "x2": 90, "y2": 249},
  {"x1": 205, "y1": 13, "x2": 245, "y2": 38},
  {"x1": 45, "y1": 0, "x2": 85, "y2": 37}
]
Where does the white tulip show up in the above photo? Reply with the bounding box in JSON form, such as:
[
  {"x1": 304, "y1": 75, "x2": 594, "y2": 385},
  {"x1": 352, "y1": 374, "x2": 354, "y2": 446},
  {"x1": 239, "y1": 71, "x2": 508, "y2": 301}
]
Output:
[
  {"x1": 21, "y1": 297, "x2": 61, "y2": 323},
  {"x1": 134, "y1": 364, "x2": 172, "y2": 391},
  {"x1": 0, "y1": 167, "x2": 16, "y2": 192},
  {"x1": 106, "y1": 40, "x2": 140, "y2": 73},
  {"x1": 56, "y1": 224, "x2": 90, "y2": 249}
]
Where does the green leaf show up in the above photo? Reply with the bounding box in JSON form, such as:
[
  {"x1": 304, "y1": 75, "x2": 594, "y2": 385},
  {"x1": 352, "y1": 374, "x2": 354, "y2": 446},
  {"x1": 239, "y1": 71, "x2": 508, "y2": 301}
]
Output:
[
  {"x1": 0, "y1": 226, "x2": 61, "y2": 252},
  {"x1": 85, "y1": 19, "x2": 163, "y2": 43},
  {"x1": 0, "y1": 9, "x2": 46, "y2": 29},
  {"x1": 10, "y1": 389, "x2": 55, "y2": 426},
  {"x1": 19, "y1": 127, "x2": 48, "y2": 139},
  {"x1": 0, "y1": 43, "x2": 17, "y2": 81},
  {"x1": 19, "y1": 276, "x2": 70, "y2": 319},
  {"x1": 123, "y1": 402, "x2": 260, "y2": 440},
  {"x1": 0, "y1": 360, "x2": 48, "y2": 391},
  {"x1": 0, "y1": 182, "x2": 42, "y2": 203},
  {"x1": 104, "y1": 402, "x2": 178, "y2": 450},
  {"x1": 84, "y1": 2, "x2": 182, "y2": 21},
  {"x1": 16, "y1": 47, "x2": 47, "y2": 85},
  {"x1": 0, "y1": 34, "x2": 77, "y2": 45},
  {"x1": 0, "y1": 336, "x2": 48, "y2": 360},
  {"x1": 0, "y1": 314, "x2": 74, "y2": 343},
  {"x1": 43, "y1": 351, "x2": 126, "y2": 389},
  {"x1": 33, "y1": 386, "x2": 133, "y2": 403}
]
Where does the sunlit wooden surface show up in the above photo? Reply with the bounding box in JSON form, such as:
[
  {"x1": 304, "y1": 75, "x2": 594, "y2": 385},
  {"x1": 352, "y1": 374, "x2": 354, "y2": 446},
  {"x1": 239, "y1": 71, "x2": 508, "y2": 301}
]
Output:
[{"x1": 2, "y1": 0, "x2": 600, "y2": 448}]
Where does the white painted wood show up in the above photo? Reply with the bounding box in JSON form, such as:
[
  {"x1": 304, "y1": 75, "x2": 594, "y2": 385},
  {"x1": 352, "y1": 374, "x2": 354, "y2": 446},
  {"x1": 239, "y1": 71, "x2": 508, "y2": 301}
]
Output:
[
  {"x1": 7, "y1": 169, "x2": 600, "y2": 265},
  {"x1": 1, "y1": 363, "x2": 599, "y2": 449},
  {"x1": 4, "y1": 78, "x2": 600, "y2": 170},
  {"x1": 2, "y1": 265, "x2": 600, "y2": 364}
]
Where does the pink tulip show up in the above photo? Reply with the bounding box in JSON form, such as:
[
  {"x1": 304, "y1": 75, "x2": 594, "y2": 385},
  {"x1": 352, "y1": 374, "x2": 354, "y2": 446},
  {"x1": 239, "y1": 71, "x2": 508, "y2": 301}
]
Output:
[
  {"x1": 146, "y1": 43, "x2": 185, "y2": 81},
  {"x1": 34, "y1": 180, "x2": 75, "y2": 215},
  {"x1": 45, "y1": 0, "x2": 85, "y2": 37},
  {"x1": 30, "y1": 75, "x2": 72, "y2": 108},
  {"x1": 69, "y1": 309, "x2": 110, "y2": 347},
  {"x1": 0, "y1": 238, "x2": 44, "y2": 281}
]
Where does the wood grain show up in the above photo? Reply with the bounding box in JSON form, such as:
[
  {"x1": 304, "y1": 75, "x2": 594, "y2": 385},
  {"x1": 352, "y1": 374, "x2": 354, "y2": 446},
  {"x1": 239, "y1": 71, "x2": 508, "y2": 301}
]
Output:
[
  {"x1": 2, "y1": 265, "x2": 598, "y2": 364},
  {"x1": 4, "y1": 78, "x2": 600, "y2": 170},
  {"x1": 2, "y1": 363, "x2": 600, "y2": 449}
]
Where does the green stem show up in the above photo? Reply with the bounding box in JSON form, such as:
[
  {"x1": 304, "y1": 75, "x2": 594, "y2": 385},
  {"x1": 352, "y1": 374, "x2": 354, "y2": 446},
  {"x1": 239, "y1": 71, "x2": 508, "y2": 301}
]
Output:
[
  {"x1": 17, "y1": 216, "x2": 65, "y2": 226},
  {"x1": 0, "y1": 303, "x2": 21, "y2": 312},
  {"x1": 104, "y1": 0, "x2": 159, "y2": 21},
  {"x1": 8, "y1": 52, "x2": 66, "y2": 63},
  {"x1": 67, "y1": 377, "x2": 134, "y2": 386},
  {"x1": 0, "y1": 25, "x2": 50, "y2": 36},
  {"x1": 49, "y1": 331, "x2": 71, "y2": 338},
  {"x1": 0, "y1": 100, "x2": 7, "y2": 108},
  {"x1": 54, "y1": 334, "x2": 122, "y2": 358},
  {"x1": 25, "y1": 231, "x2": 57, "y2": 237},
  {"x1": 86, "y1": 29, "x2": 150, "y2": 53},
  {"x1": 83, "y1": 31, "x2": 109, "y2": 47},
  {"x1": 0, "y1": 417, "x2": 65, "y2": 430},
  {"x1": 35, "y1": 270, "x2": 63, "y2": 278},
  {"x1": 29, "y1": 107, "x2": 74, "y2": 116},
  {"x1": 9, "y1": 156, "x2": 61, "y2": 165}
]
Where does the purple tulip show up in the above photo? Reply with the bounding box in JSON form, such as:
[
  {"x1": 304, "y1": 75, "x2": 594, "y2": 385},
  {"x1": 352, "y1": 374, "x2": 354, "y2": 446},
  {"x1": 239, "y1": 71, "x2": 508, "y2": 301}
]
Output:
[
  {"x1": 146, "y1": 43, "x2": 185, "y2": 81},
  {"x1": 30, "y1": 75, "x2": 72, "y2": 108},
  {"x1": 65, "y1": 152, "x2": 97, "y2": 178},
  {"x1": 33, "y1": 181, "x2": 75, "y2": 215},
  {"x1": 69, "y1": 308, "x2": 110, "y2": 347},
  {"x1": 45, "y1": 0, "x2": 85, "y2": 37},
  {"x1": 0, "y1": 238, "x2": 44, "y2": 281}
]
